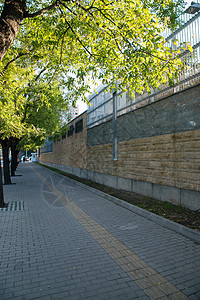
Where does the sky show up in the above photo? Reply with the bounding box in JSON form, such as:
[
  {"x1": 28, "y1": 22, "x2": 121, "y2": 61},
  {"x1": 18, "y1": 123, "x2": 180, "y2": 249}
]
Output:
[{"x1": 77, "y1": 99, "x2": 88, "y2": 114}]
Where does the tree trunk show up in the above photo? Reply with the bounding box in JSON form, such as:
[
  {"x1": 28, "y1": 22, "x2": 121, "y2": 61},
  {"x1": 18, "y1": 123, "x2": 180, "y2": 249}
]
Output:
[
  {"x1": 14, "y1": 150, "x2": 20, "y2": 171},
  {"x1": 0, "y1": 161, "x2": 5, "y2": 207},
  {"x1": 0, "y1": 0, "x2": 26, "y2": 61},
  {"x1": 11, "y1": 138, "x2": 20, "y2": 176},
  {"x1": 1, "y1": 138, "x2": 12, "y2": 184},
  {"x1": 11, "y1": 146, "x2": 15, "y2": 176}
]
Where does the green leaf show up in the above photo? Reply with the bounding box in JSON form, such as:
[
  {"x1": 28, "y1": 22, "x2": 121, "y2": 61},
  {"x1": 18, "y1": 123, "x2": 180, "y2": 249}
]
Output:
[{"x1": 187, "y1": 44, "x2": 193, "y2": 53}]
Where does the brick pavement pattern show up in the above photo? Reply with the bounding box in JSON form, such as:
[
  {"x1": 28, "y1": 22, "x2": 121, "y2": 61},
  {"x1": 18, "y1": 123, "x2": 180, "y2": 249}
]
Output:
[{"x1": 0, "y1": 163, "x2": 200, "y2": 300}]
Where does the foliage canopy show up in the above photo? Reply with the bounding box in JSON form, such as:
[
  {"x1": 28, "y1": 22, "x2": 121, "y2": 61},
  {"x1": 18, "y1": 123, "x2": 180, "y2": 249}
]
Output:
[{"x1": 0, "y1": 0, "x2": 188, "y2": 142}]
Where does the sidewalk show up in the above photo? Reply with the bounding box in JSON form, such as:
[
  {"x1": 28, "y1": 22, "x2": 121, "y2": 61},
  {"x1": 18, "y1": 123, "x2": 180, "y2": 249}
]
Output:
[{"x1": 0, "y1": 163, "x2": 200, "y2": 300}]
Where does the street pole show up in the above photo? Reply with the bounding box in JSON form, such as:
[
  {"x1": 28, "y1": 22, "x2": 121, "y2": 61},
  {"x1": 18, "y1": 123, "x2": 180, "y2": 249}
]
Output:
[{"x1": 113, "y1": 91, "x2": 117, "y2": 160}]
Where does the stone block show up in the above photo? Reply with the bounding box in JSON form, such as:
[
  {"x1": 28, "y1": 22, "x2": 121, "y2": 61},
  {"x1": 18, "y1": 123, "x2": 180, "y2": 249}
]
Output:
[
  {"x1": 117, "y1": 177, "x2": 132, "y2": 192},
  {"x1": 101, "y1": 173, "x2": 118, "y2": 189},
  {"x1": 65, "y1": 165, "x2": 73, "y2": 174},
  {"x1": 94, "y1": 172, "x2": 105, "y2": 185},
  {"x1": 62, "y1": 165, "x2": 70, "y2": 173},
  {"x1": 181, "y1": 189, "x2": 200, "y2": 211},
  {"x1": 80, "y1": 168, "x2": 88, "y2": 179},
  {"x1": 152, "y1": 184, "x2": 181, "y2": 206},
  {"x1": 132, "y1": 180, "x2": 153, "y2": 198},
  {"x1": 87, "y1": 170, "x2": 95, "y2": 181},
  {"x1": 71, "y1": 167, "x2": 81, "y2": 178}
]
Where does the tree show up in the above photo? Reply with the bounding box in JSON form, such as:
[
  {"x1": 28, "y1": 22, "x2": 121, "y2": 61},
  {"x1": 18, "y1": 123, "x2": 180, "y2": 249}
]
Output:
[
  {"x1": 0, "y1": 86, "x2": 27, "y2": 185},
  {"x1": 0, "y1": 0, "x2": 188, "y2": 95},
  {"x1": 0, "y1": 60, "x2": 70, "y2": 179},
  {"x1": 0, "y1": 48, "x2": 72, "y2": 206}
]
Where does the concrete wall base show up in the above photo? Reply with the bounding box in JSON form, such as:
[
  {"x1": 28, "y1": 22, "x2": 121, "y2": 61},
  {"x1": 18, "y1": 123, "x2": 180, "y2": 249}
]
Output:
[{"x1": 38, "y1": 161, "x2": 200, "y2": 211}]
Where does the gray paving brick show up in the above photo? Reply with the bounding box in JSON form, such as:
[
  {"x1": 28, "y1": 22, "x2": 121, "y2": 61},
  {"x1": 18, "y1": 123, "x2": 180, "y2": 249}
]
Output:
[
  {"x1": 189, "y1": 294, "x2": 200, "y2": 300},
  {"x1": 106, "y1": 289, "x2": 127, "y2": 298},
  {"x1": 0, "y1": 290, "x2": 5, "y2": 297},
  {"x1": 183, "y1": 286, "x2": 200, "y2": 296},
  {"x1": 3, "y1": 286, "x2": 23, "y2": 295},
  {"x1": 2, "y1": 282, "x2": 14, "y2": 289},
  {"x1": 1, "y1": 163, "x2": 200, "y2": 300},
  {"x1": 24, "y1": 291, "x2": 43, "y2": 299},
  {"x1": 86, "y1": 283, "x2": 103, "y2": 291},
  {"x1": 13, "y1": 288, "x2": 32, "y2": 297},
  {"x1": 80, "y1": 289, "x2": 98, "y2": 298},
  {"x1": 14, "y1": 279, "x2": 31, "y2": 286},
  {"x1": 0, "y1": 294, "x2": 17, "y2": 300},
  {"x1": 50, "y1": 292, "x2": 69, "y2": 299}
]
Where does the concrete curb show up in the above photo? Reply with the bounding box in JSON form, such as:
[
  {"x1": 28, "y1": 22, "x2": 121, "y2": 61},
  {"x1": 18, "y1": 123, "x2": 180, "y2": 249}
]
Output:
[
  {"x1": 40, "y1": 164, "x2": 200, "y2": 245},
  {"x1": 68, "y1": 177, "x2": 200, "y2": 244}
]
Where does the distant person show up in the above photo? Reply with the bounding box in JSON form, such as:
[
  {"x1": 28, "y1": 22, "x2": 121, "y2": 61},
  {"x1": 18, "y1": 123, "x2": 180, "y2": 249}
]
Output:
[{"x1": 23, "y1": 157, "x2": 25, "y2": 162}]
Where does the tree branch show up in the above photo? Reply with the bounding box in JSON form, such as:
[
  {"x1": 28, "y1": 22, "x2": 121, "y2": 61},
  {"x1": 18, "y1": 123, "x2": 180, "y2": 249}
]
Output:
[
  {"x1": 91, "y1": 6, "x2": 116, "y2": 26},
  {"x1": 0, "y1": 52, "x2": 28, "y2": 78},
  {"x1": 59, "y1": 28, "x2": 70, "y2": 64},
  {"x1": 58, "y1": 0, "x2": 77, "y2": 16},
  {"x1": 47, "y1": 27, "x2": 69, "y2": 84},
  {"x1": 141, "y1": 50, "x2": 168, "y2": 62},
  {"x1": 65, "y1": 20, "x2": 92, "y2": 56},
  {"x1": 34, "y1": 68, "x2": 47, "y2": 82},
  {"x1": 24, "y1": 1, "x2": 58, "y2": 18},
  {"x1": 21, "y1": 67, "x2": 48, "y2": 123}
]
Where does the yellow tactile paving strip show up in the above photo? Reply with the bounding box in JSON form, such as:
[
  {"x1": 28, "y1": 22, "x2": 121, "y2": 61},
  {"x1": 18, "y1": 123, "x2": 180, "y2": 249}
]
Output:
[{"x1": 32, "y1": 166, "x2": 188, "y2": 300}]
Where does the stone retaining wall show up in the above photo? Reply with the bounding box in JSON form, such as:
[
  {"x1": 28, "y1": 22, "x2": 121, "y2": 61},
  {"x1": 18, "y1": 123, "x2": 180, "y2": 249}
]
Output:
[
  {"x1": 39, "y1": 84, "x2": 200, "y2": 210},
  {"x1": 39, "y1": 112, "x2": 87, "y2": 170}
]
